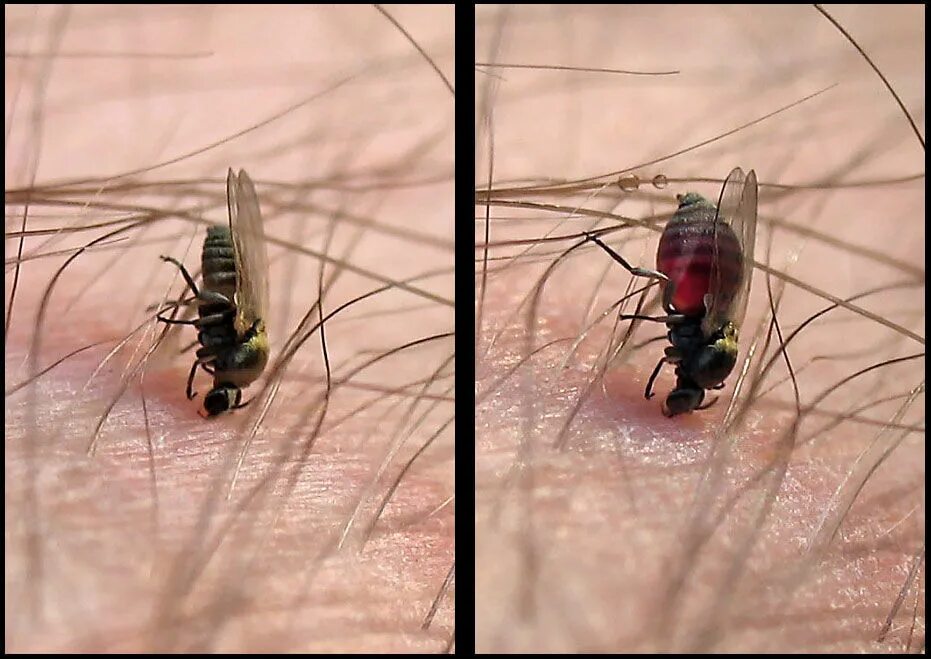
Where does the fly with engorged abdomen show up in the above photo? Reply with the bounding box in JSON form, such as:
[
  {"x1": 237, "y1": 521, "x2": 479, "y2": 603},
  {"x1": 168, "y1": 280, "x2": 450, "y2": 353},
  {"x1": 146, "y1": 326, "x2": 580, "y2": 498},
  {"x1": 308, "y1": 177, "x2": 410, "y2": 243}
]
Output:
[
  {"x1": 157, "y1": 168, "x2": 270, "y2": 417},
  {"x1": 583, "y1": 167, "x2": 758, "y2": 416}
]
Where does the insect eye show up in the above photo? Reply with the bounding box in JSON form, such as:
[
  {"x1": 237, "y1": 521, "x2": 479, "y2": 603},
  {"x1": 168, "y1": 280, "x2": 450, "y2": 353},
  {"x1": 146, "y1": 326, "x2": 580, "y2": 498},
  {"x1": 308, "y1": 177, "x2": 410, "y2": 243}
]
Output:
[
  {"x1": 204, "y1": 387, "x2": 234, "y2": 416},
  {"x1": 675, "y1": 192, "x2": 705, "y2": 208},
  {"x1": 665, "y1": 387, "x2": 704, "y2": 416}
]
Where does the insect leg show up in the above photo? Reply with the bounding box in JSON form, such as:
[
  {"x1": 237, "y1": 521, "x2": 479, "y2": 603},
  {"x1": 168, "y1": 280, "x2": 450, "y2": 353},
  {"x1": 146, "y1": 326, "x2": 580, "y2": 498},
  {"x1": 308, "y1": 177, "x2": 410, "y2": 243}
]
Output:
[
  {"x1": 157, "y1": 315, "x2": 198, "y2": 326},
  {"x1": 583, "y1": 232, "x2": 668, "y2": 281},
  {"x1": 618, "y1": 313, "x2": 685, "y2": 325},
  {"x1": 186, "y1": 353, "x2": 217, "y2": 399},
  {"x1": 632, "y1": 335, "x2": 667, "y2": 350},
  {"x1": 178, "y1": 339, "x2": 198, "y2": 354},
  {"x1": 162, "y1": 293, "x2": 233, "y2": 327},
  {"x1": 644, "y1": 357, "x2": 667, "y2": 399},
  {"x1": 185, "y1": 361, "x2": 199, "y2": 400},
  {"x1": 160, "y1": 255, "x2": 201, "y2": 297},
  {"x1": 148, "y1": 295, "x2": 198, "y2": 314}
]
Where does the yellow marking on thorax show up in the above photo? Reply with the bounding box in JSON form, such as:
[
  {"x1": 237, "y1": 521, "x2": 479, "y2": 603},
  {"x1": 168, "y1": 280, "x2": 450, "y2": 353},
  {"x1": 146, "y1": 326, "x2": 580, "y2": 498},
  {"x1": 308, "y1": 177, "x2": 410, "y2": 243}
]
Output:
[{"x1": 215, "y1": 320, "x2": 269, "y2": 388}]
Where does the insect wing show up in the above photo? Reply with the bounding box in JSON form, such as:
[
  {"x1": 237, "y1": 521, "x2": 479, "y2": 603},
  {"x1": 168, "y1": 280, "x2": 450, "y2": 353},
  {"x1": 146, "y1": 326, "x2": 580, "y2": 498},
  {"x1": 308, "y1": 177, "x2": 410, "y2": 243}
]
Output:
[
  {"x1": 227, "y1": 168, "x2": 270, "y2": 336},
  {"x1": 701, "y1": 167, "x2": 758, "y2": 337}
]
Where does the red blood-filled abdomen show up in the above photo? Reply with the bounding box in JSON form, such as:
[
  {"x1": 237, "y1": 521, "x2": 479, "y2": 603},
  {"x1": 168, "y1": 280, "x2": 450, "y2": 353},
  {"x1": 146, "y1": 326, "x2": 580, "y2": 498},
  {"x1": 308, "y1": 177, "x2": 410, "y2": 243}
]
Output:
[{"x1": 656, "y1": 214, "x2": 743, "y2": 316}]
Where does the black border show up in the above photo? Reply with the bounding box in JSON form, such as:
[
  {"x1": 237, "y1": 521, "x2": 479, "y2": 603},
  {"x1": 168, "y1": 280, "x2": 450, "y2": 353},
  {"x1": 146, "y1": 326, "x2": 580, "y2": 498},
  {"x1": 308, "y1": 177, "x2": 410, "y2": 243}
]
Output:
[{"x1": 454, "y1": 1, "x2": 476, "y2": 655}]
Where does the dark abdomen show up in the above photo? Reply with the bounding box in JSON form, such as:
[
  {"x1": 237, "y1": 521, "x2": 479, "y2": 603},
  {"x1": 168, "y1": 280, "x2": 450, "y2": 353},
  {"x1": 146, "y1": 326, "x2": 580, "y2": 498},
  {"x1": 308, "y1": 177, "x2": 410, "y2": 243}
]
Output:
[
  {"x1": 201, "y1": 225, "x2": 237, "y2": 302},
  {"x1": 198, "y1": 225, "x2": 238, "y2": 354}
]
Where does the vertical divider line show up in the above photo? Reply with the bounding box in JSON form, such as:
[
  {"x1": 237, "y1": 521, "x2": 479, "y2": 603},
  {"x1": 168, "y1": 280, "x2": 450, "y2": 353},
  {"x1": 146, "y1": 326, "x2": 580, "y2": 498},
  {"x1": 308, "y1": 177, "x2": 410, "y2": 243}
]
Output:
[{"x1": 454, "y1": 2, "x2": 477, "y2": 654}]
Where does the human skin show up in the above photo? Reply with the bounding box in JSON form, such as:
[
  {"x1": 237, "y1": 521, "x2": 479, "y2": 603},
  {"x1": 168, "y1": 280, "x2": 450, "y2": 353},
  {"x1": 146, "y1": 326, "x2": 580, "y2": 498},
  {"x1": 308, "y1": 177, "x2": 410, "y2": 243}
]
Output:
[
  {"x1": 475, "y1": 4, "x2": 923, "y2": 653},
  {"x1": 6, "y1": 4, "x2": 454, "y2": 653}
]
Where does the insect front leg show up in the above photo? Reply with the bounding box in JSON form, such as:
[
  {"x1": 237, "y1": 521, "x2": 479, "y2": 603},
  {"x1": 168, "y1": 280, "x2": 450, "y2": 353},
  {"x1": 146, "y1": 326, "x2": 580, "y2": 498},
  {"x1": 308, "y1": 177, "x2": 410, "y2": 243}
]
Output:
[
  {"x1": 619, "y1": 312, "x2": 685, "y2": 324},
  {"x1": 185, "y1": 360, "x2": 199, "y2": 400},
  {"x1": 147, "y1": 295, "x2": 197, "y2": 315},
  {"x1": 632, "y1": 335, "x2": 667, "y2": 350},
  {"x1": 185, "y1": 346, "x2": 217, "y2": 400},
  {"x1": 582, "y1": 232, "x2": 668, "y2": 281},
  {"x1": 644, "y1": 357, "x2": 668, "y2": 399},
  {"x1": 158, "y1": 290, "x2": 232, "y2": 326},
  {"x1": 187, "y1": 350, "x2": 218, "y2": 400},
  {"x1": 160, "y1": 255, "x2": 201, "y2": 297},
  {"x1": 157, "y1": 314, "x2": 198, "y2": 326},
  {"x1": 157, "y1": 256, "x2": 204, "y2": 325}
]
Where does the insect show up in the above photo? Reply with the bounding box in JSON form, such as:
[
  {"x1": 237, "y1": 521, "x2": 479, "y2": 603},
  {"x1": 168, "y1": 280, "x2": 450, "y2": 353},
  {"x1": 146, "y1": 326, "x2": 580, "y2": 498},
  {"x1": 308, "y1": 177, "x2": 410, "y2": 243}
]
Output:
[
  {"x1": 584, "y1": 167, "x2": 758, "y2": 416},
  {"x1": 157, "y1": 168, "x2": 270, "y2": 417}
]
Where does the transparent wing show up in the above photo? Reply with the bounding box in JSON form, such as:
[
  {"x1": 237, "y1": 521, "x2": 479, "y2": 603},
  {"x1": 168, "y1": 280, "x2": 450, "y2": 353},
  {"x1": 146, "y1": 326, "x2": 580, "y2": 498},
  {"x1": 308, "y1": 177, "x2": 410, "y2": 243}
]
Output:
[
  {"x1": 701, "y1": 167, "x2": 758, "y2": 337},
  {"x1": 227, "y1": 168, "x2": 270, "y2": 336}
]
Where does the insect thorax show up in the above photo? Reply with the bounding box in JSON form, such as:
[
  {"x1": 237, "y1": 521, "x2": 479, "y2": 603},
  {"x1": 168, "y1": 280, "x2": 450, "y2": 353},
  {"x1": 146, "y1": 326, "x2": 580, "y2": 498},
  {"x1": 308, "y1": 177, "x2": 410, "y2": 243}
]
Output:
[
  {"x1": 670, "y1": 319, "x2": 738, "y2": 390},
  {"x1": 213, "y1": 322, "x2": 269, "y2": 387}
]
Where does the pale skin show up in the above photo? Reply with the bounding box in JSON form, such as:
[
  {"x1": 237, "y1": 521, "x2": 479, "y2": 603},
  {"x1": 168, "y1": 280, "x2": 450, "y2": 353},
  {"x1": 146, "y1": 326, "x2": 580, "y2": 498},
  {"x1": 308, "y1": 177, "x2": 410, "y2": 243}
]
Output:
[
  {"x1": 476, "y1": 4, "x2": 923, "y2": 653},
  {"x1": 6, "y1": 5, "x2": 454, "y2": 652}
]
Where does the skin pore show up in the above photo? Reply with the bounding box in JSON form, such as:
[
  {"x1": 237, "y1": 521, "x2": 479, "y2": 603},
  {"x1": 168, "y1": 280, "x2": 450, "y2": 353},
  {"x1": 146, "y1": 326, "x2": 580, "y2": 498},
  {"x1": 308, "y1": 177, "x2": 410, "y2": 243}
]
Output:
[
  {"x1": 475, "y1": 4, "x2": 923, "y2": 653},
  {"x1": 6, "y1": 5, "x2": 454, "y2": 652}
]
